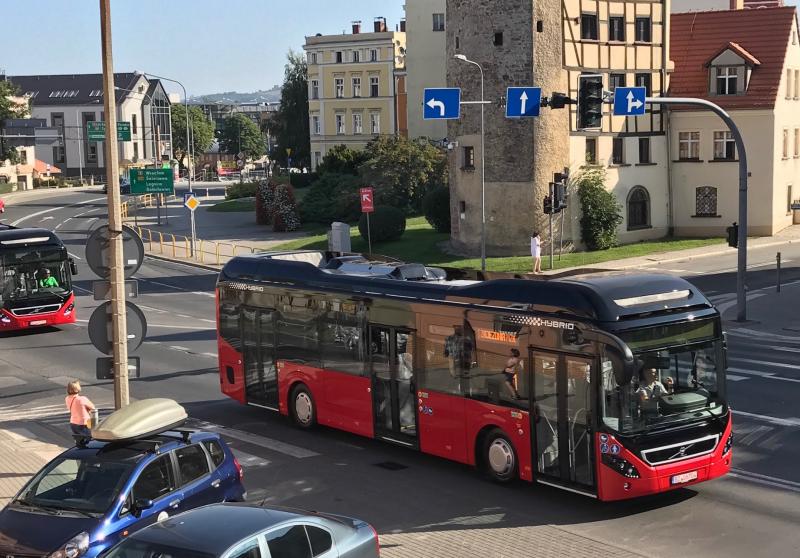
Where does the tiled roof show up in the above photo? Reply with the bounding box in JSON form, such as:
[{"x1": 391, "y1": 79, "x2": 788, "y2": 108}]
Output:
[
  {"x1": 6, "y1": 73, "x2": 143, "y2": 107},
  {"x1": 33, "y1": 159, "x2": 61, "y2": 174},
  {"x1": 705, "y1": 42, "x2": 761, "y2": 67},
  {"x1": 670, "y1": 7, "x2": 796, "y2": 110}
]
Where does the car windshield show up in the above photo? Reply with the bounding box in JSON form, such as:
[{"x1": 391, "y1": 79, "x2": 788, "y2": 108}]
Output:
[
  {"x1": 104, "y1": 540, "x2": 215, "y2": 558},
  {"x1": 601, "y1": 339, "x2": 725, "y2": 434},
  {"x1": 0, "y1": 246, "x2": 71, "y2": 302},
  {"x1": 16, "y1": 457, "x2": 134, "y2": 515}
]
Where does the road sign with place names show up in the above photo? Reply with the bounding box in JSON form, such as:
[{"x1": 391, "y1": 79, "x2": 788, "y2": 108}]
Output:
[
  {"x1": 505, "y1": 87, "x2": 542, "y2": 118},
  {"x1": 423, "y1": 88, "x2": 461, "y2": 120},
  {"x1": 612, "y1": 87, "x2": 647, "y2": 116},
  {"x1": 184, "y1": 194, "x2": 200, "y2": 211},
  {"x1": 129, "y1": 168, "x2": 174, "y2": 194},
  {"x1": 360, "y1": 187, "x2": 374, "y2": 213},
  {"x1": 86, "y1": 121, "x2": 132, "y2": 142}
]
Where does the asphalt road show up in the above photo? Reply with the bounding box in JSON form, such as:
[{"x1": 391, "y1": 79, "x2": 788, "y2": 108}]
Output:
[{"x1": 1, "y1": 189, "x2": 799, "y2": 557}]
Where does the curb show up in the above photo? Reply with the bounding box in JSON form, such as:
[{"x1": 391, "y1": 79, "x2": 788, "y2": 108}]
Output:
[
  {"x1": 145, "y1": 252, "x2": 223, "y2": 273},
  {"x1": 2, "y1": 186, "x2": 99, "y2": 205}
]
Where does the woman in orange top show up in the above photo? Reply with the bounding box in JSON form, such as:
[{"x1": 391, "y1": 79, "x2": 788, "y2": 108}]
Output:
[{"x1": 65, "y1": 380, "x2": 95, "y2": 438}]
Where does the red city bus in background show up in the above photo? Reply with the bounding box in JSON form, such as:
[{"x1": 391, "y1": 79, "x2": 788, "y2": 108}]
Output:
[
  {"x1": 216, "y1": 251, "x2": 732, "y2": 501},
  {"x1": 0, "y1": 225, "x2": 78, "y2": 331}
]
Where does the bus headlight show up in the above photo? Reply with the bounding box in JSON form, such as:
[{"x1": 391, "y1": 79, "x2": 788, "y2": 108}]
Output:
[
  {"x1": 722, "y1": 433, "x2": 732, "y2": 456},
  {"x1": 63, "y1": 303, "x2": 75, "y2": 316},
  {"x1": 602, "y1": 454, "x2": 640, "y2": 478},
  {"x1": 0, "y1": 315, "x2": 10, "y2": 324}
]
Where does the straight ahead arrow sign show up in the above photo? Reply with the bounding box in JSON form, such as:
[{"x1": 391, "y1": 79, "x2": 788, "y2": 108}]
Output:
[{"x1": 520, "y1": 91, "x2": 528, "y2": 115}]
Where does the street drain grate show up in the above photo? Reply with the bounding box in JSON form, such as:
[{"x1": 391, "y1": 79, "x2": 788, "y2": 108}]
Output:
[{"x1": 374, "y1": 461, "x2": 408, "y2": 471}]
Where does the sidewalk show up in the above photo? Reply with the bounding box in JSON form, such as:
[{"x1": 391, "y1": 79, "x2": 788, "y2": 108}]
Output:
[{"x1": 720, "y1": 278, "x2": 800, "y2": 337}]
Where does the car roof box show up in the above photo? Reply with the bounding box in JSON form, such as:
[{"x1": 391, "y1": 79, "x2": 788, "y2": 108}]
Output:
[{"x1": 92, "y1": 398, "x2": 188, "y2": 442}]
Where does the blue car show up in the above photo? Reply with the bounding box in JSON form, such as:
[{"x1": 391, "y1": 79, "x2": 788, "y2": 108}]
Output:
[{"x1": 0, "y1": 400, "x2": 246, "y2": 558}]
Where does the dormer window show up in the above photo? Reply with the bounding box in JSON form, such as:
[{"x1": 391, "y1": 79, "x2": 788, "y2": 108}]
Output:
[
  {"x1": 716, "y1": 66, "x2": 738, "y2": 95},
  {"x1": 706, "y1": 42, "x2": 760, "y2": 97}
]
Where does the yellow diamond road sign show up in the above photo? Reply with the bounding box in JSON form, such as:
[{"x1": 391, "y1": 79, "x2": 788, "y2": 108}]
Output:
[{"x1": 184, "y1": 195, "x2": 200, "y2": 211}]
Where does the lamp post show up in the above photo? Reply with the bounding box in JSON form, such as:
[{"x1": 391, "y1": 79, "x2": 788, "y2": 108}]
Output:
[{"x1": 454, "y1": 54, "x2": 486, "y2": 271}]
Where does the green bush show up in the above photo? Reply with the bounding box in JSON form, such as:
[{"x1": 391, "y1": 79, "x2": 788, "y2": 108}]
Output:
[
  {"x1": 359, "y1": 206, "x2": 406, "y2": 244},
  {"x1": 225, "y1": 181, "x2": 259, "y2": 200},
  {"x1": 422, "y1": 187, "x2": 451, "y2": 233},
  {"x1": 317, "y1": 145, "x2": 368, "y2": 175},
  {"x1": 576, "y1": 168, "x2": 623, "y2": 250},
  {"x1": 290, "y1": 172, "x2": 318, "y2": 189},
  {"x1": 299, "y1": 173, "x2": 361, "y2": 224}
]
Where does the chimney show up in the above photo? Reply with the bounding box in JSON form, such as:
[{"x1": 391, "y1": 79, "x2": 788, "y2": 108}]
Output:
[
  {"x1": 352, "y1": 20, "x2": 361, "y2": 34},
  {"x1": 374, "y1": 17, "x2": 387, "y2": 33},
  {"x1": 399, "y1": 19, "x2": 406, "y2": 32}
]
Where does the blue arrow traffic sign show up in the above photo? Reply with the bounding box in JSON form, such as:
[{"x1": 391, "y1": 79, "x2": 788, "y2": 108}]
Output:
[
  {"x1": 506, "y1": 87, "x2": 542, "y2": 118},
  {"x1": 613, "y1": 86, "x2": 647, "y2": 116},
  {"x1": 423, "y1": 88, "x2": 461, "y2": 120}
]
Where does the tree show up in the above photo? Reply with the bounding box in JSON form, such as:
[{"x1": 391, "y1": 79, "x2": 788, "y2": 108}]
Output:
[
  {"x1": 170, "y1": 104, "x2": 214, "y2": 171},
  {"x1": 272, "y1": 50, "x2": 310, "y2": 167},
  {"x1": 0, "y1": 81, "x2": 29, "y2": 164},
  {"x1": 317, "y1": 144, "x2": 368, "y2": 175},
  {"x1": 219, "y1": 113, "x2": 266, "y2": 160},
  {"x1": 358, "y1": 136, "x2": 447, "y2": 213},
  {"x1": 575, "y1": 168, "x2": 623, "y2": 250}
]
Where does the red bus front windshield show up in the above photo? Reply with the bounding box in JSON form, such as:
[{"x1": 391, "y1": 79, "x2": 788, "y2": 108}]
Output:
[{"x1": 0, "y1": 246, "x2": 72, "y2": 303}]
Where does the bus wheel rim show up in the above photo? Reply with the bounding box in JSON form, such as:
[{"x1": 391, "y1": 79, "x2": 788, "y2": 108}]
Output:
[
  {"x1": 295, "y1": 392, "x2": 313, "y2": 424},
  {"x1": 488, "y1": 438, "x2": 514, "y2": 476}
]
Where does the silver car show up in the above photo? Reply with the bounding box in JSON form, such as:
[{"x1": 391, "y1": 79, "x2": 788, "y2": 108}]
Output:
[{"x1": 101, "y1": 502, "x2": 380, "y2": 558}]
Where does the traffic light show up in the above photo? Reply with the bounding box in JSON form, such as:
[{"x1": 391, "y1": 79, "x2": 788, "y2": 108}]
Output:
[
  {"x1": 553, "y1": 182, "x2": 567, "y2": 212},
  {"x1": 726, "y1": 222, "x2": 739, "y2": 248},
  {"x1": 543, "y1": 195, "x2": 553, "y2": 215},
  {"x1": 578, "y1": 74, "x2": 604, "y2": 130}
]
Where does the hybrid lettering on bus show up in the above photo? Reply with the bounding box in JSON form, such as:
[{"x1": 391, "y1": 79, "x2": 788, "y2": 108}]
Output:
[
  {"x1": 0, "y1": 225, "x2": 78, "y2": 330},
  {"x1": 216, "y1": 251, "x2": 731, "y2": 501}
]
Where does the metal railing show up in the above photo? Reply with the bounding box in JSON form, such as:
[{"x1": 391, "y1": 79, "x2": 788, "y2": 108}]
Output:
[{"x1": 133, "y1": 225, "x2": 258, "y2": 266}]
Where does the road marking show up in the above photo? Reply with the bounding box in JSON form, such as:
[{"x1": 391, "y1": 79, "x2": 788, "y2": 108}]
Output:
[
  {"x1": 68, "y1": 252, "x2": 83, "y2": 261},
  {"x1": 733, "y1": 358, "x2": 800, "y2": 371},
  {"x1": 73, "y1": 285, "x2": 92, "y2": 295},
  {"x1": 200, "y1": 352, "x2": 218, "y2": 358},
  {"x1": 193, "y1": 421, "x2": 320, "y2": 459},
  {"x1": 10, "y1": 196, "x2": 107, "y2": 226},
  {"x1": 145, "y1": 280, "x2": 184, "y2": 291},
  {"x1": 170, "y1": 345, "x2": 192, "y2": 352},
  {"x1": 771, "y1": 346, "x2": 800, "y2": 354},
  {"x1": 727, "y1": 366, "x2": 800, "y2": 383},
  {"x1": 733, "y1": 409, "x2": 800, "y2": 427},
  {"x1": 40, "y1": 216, "x2": 54, "y2": 222},
  {"x1": 192, "y1": 291, "x2": 216, "y2": 298},
  {"x1": 231, "y1": 449, "x2": 271, "y2": 468},
  {"x1": 199, "y1": 319, "x2": 216, "y2": 324},
  {"x1": 726, "y1": 328, "x2": 800, "y2": 343},
  {"x1": 728, "y1": 468, "x2": 800, "y2": 494},
  {"x1": 726, "y1": 374, "x2": 749, "y2": 381}
]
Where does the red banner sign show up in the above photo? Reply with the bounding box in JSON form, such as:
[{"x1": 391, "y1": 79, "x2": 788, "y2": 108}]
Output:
[{"x1": 360, "y1": 187, "x2": 374, "y2": 213}]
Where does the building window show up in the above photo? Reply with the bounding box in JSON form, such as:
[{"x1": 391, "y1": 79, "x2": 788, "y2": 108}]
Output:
[
  {"x1": 131, "y1": 114, "x2": 137, "y2": 135},
  {"x1": 310, "y1": 80, "x2": 319, "y2": 100},
  {"x1": 610, "y1": 73, "x2": 626, "y2": 91},
  {"x1": 370, "y1": 76, "x2": 379, "y2": 97},
  {"x1": 788, "y1": 185, "x2": 794, "y2": 214},
  {"x1": 787, "y1": 69, "x2": 793, "y2": 99},
  {"x1": 19, "y1": 149, "x2": 28, "y2": 165},
  {"x1": 352, "y1": 76, "x2": 361, "y2": 97},
  {"x1": 335, "y1": 51, "x2": 343, "y2": 63},
  {"x1": 794, "y1": 70, "x2": 799, "y2": 99},
  {"x1": 463, "y1": 146, "x2": 475, "y2": 169},
  {"x1": 795, "y1": 128, "x2": 799, "y2": 157},
  {"x1": 433, "y1": 13, "x2": 445, "y2": 32},
  {"x1": 639, "y1": 137, "x2": 651, "y2": 164},
  {"x1": 635, "y1": 17, "x2": 651, "y2": 42},
  {"x1": 678, "y1": 131, "x2": 700, "y2": 160},
  {"x1": 335, "y1": 77, "x2": 344, "y2": 98},
  {"x1": 455, "y1": 36, "x2": 460, "y2": 50},
  {"x1": 133, "y1": 142, "x2": 139, "y2": 161},
  {"x1": 695, "y1": 186, "x2": 718, "y2": 217},
  {"x1": 581, "y1": 14, "x2": 598, "y2": 41},
  {"x1": 353, "y1": 50, "x2": 360, "y2": 63},
  {"x1": 714, "y1": 131, "x2": 736, "y2": 160},
  {"x1": 611, "y1": 137, "x2": 624, "y2": 164},
  {"x1": 312, "y1": 115, "x2": 320, "y2": 135},
  {"x1": 370, "y1": 112, "x2": 380, "y2": 134},
  {"x1": 353, "y1": 113, "x2": 363, "y2": 134},
  {"x1": 310, "y1": 52, "x2": 317, "y2": 64},
  {"x1": 335, "y1": 114, "x2": 345, "y2": 135},
  {"x1": 370, "y1": 49, "x2": 378, "y2": 62},
  {"x1": 494, "y1": 31, "x2": 504, "y2": 46},
  {"x1": 716, "y1": 67, "x2": 738, "y2": 95},
  {"x1": 783, "y1": 128, "x2": 790, "y2": 158},
  {"x1": 635, "y1": 73, "x2": 652, "y2": 96},
  {"x1": 87, "y1": 144, "x2": 98, "y2": 164},
  {"x1": 53, "y1": 146, "x2": 65, "y2": 164},
  {"x1": 585, "y1": 137, "x2": 597, "y2": 164},
  {"x1": 609, "y1": 16, "x2": 625, "y2": 42},
  {"x1": 627, "y1": 186, "x2": 650, "y2": 229}
]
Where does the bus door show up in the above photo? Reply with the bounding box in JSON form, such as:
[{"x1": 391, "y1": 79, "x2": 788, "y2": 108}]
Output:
[
  {"x1": 530, "y1": 350, "x2": 595, "y2": 494},
  {"x1": 369, "y1": 326, "x2": 418, "y2": 447},
  {"x1": 241, "y1": 307, "x2": 279, "y2": 410}
]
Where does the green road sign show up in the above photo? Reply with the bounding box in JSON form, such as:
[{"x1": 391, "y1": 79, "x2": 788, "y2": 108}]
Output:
[
  {"x1": 86, "y1": 121, "x2": 132, "y2": 142},
  {"x1": 129, "y1": 168, "x2": 174, "y2": 194}
]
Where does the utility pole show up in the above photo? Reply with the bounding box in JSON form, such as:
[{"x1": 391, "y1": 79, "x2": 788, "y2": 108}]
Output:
[
  {"x1": 76, "y1": 112, "x2": 84, "y2": 184},
  {"x1": 100, "y1": 0, "x2": 129, "y2": 408}
]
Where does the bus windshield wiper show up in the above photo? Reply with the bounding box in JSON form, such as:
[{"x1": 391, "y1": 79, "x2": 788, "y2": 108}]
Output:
[{"x1": 12, "y1": 498, "x2": 62, "y2": 515}]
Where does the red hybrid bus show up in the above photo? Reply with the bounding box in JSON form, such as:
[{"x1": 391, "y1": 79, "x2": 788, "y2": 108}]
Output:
[
  {"x1": 0, "y1": 225, "x2": 78, "y2": 331},
  {"x1": 216, "y1": 251, "x2": 732, "y2": 501}
]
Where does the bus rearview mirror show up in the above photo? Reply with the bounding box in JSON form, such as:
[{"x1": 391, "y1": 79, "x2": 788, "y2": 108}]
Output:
[{"x1": 69, "y1": 258, "x2": 78, "y2": 276}]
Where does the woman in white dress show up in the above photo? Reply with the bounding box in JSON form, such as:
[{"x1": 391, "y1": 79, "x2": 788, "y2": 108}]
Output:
[{"x1": 531, "y1": 231, "x2": 542, "y2": 273}]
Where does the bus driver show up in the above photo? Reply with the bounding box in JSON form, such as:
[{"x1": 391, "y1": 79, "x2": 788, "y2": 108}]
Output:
[{"x1": 637, "y1": 367, "x2": 674, "y2": 406}]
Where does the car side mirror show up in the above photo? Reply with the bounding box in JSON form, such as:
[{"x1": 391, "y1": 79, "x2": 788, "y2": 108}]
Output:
[
  {"x1": 69, "y1": 258, "x2": 78, "y2": 276},
  {"x1": 133, "y1": 498, "x2": 153, "y2": 516}
]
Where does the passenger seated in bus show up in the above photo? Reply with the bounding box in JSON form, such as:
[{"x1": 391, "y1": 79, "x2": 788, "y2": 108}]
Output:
[
  {"x1": 637, "y1": 367, "x2": 673, "y2": 410},
  {"x1": 38, "y1": 268, "x2": 59, "y2": 288}
]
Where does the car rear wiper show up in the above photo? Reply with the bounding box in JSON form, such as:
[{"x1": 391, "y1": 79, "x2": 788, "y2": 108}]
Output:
[{"x1": 12, "y1": 498, "x2": 62, "y2": 516}]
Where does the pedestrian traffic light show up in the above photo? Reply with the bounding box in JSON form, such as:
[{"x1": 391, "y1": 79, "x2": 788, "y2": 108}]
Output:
[
  {"x1": 726, "y1": 222, "x2": 739, "y2": 248},
  {"x1": 578, "y1": 74, "x2": 604, "y2": 130},
  {"x1": 553, "y1": 182, "x2": 567, "y2": 211},
  {"x1": 543, "y1": 195, "x2": 553, "y2": 215}
]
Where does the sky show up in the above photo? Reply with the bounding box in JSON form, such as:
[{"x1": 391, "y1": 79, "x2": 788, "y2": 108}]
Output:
[{"x1": 1, "y1": 0, "x2": 405, "y2": 98}]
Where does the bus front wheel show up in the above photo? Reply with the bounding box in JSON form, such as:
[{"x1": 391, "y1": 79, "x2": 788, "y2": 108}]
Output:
[
  {"x1": 481, "y1": 429, "x2": 517, "y2": 483},
  {"x1": 290, "y1": 384, "x2": 316, "y2": 429}
]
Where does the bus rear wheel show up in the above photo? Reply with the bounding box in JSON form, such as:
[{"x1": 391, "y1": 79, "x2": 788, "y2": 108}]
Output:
[
  {"x1": 290, "y1": 384, "x2": 316, "y2": 429},
  {"x1": 481, "y1": 429, "x2": 517, "y2": 483}
]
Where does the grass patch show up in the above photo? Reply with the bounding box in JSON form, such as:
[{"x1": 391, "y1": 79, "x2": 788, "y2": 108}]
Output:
[
  {"x1": 0, "y1": 183, "x2": 14, "y2": 195},
  {"x1": 208, "y1": 197, "x2": 255, "y2": 212},
  {"x1": 274, "y1": 218, "x2": 726, "y2": 272}
]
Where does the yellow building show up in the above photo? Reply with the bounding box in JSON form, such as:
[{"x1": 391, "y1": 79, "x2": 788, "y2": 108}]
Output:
[{"x1": 304, "y1": 18, "x2": 407, "y2": 171}]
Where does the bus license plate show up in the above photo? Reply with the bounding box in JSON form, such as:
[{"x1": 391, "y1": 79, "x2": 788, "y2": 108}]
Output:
[
  {"x1": 671, "y1": 471, "x2": 698, "y2": 485},
  {"x1": 30, "y1": 320, "x2": 47, "y2": 326}
]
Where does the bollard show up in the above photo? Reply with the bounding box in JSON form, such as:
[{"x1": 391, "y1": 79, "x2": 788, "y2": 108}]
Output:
[{"x1": 777, "y1": 252, "x2": 781, "y2": 293}]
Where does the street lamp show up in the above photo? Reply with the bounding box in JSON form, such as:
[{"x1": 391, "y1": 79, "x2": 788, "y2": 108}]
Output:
[{"x1": 454, "y1": 54, "x2": 486, "y2": 271}]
